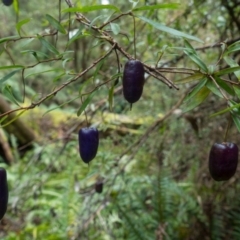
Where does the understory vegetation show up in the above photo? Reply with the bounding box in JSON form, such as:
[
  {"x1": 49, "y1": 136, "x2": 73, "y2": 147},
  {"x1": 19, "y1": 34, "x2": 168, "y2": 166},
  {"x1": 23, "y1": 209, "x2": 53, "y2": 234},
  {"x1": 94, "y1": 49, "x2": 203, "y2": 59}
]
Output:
[{"x1": 0, "y1": 0, "x2": 240, "y2": 239}]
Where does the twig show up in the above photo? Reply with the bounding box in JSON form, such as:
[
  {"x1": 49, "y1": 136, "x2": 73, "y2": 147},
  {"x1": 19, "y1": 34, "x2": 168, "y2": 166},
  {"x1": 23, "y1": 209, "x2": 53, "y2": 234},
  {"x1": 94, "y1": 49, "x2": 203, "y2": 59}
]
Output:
[
  {"x1": 209, "y1": 75, "x2": 229, "y2": 101},
  {"x1": 0, "y1": 44, "x2": 116, "y2": 118}
]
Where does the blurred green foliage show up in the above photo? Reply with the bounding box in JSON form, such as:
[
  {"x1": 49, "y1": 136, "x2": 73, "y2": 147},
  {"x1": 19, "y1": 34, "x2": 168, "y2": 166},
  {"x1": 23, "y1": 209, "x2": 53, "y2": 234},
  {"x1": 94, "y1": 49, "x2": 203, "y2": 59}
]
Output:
[{"x1": 0, "y1": 0, "x2": 240, "y2": 239}]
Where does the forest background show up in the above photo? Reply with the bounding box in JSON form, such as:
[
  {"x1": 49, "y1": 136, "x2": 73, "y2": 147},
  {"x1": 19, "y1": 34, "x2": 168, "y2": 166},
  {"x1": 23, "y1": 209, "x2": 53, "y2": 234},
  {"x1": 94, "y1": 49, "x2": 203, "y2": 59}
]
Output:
[{"x1": 0, "y1": 0, "x2": 240, "y2": 239}]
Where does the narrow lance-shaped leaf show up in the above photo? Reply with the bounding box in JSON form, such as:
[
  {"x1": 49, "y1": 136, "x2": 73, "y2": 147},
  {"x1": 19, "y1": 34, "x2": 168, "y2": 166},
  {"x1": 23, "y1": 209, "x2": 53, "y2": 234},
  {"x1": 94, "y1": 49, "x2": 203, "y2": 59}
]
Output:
[
  {"x1": 232, "y1": 113, "x2": 240, "y2": 133},
  {"x1": 184, "y1": 40, "x2": 208, "y2": 72},
  {"x1": 184, "y1": 50, "x2": 208, "y2": 72},
  {"x1": 215, "y1": 76, "x2": 234, "y2": 96},
  {"x1": 133, "y1": 3, "x2": 180, "y2": 11},
  {"x1": 77, "y1": 91, "x2": 96, "y2": 116},
  {"x1": 183, "y1": 78, "x2": 208, "y2": 103},
  {"x1": 224, "y1": 40, "x2": 240, "y2": 55},
  {"x1": 38, "y1": 36, "x2": 59, "y2": 55},
  {"x1": 2, "y1": 85, "x2": 20, "y2": 106},
  {"x1": 223, "y1": 56, "x2": 240, "y2": 80},
  {"x1": 93, "y1": 60, "x2": 104, "y2": 81},
  {"x1": 1, "y1": 110, "x2": 26, "y2": 128},
  {"x1": 215, "y1": 66, "x2": 240, "y2": 76},
  {"x1": 45, "y1": 14, "x2": 67, "y2": 34},
  {"x1": 62, "y1": 5, "x2": 120, "y2": 13},
  {"x1": 233, "y1": 86, "x2": 240, "y2": 100},
  {"x1": 108, "y1": 84, "x2": 115, "y2": 111},
  {"x1": 21, "y1": 50, "x2": 49, "y2": 60},
  {"x1": 0, "y1": 65, "x2": 24, "y2": 70},
  {"x1": 43, "y1": 96, "x2": 79, "y2": 117},
  {"x1": 15, "y1": 18, "x2": 31, "y2": 36},
  {"x1": 184, "y1": 39, "x2": 197, "y2": 54},
  {"x1": 182, "y1": 86, "x2": 210, "y2": 112},
  {"x1": 0, "y1": 36, "x2": 18, "y2": 44},
  {"x1": 0, "y1": 69, "x2": 22, "y2": 84},
  {"x1": 210, "y1": 100, "x2": 240, "y2": 118},
  {"x1": 174, "y1": 73, "x2": 204, "y2": 84},
  {"x1": 138, "y1": 16, "x2": 203, "y2": 43},
  {"x1": 25, "y1": 68, "x2": 62, "y2": 79},
  {"x1": 206, "y1": 79, "x2": 223, "y2": 98}
]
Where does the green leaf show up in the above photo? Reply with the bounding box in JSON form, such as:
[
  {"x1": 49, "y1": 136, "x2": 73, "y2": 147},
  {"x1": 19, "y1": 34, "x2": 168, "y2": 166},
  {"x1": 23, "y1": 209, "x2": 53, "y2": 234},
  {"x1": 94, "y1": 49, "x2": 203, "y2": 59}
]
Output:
[
  {"x1": 0, "y1": 115, "x2": 9, "y2": 125},
  {"x1": 133, "y1": 4, "x2": 179, "y2": 11},
  {"x1": 184, "y1": 39, "x2": 197, "y2": 54},
  {"x1": 45, "y1": 14, "x2": 67, "y2": 34},
  {"x1": 174, "y1": 73, "x2": 204, "y2": 84},
  {"x1": 215, "y1": 66, "x2": 240, "y2": 76},
  {"x1": 0, "y1": 110, "x2": 26, "y2": 128},
  {"x1": 223, "y1": 56, "x2": 240, "y2": 80},
  {"x1": 207, "y1": 76, "x2": 234, "y2": 97},
  {"x1": 184, "y1": 50, "x2": 207, "y2": 72},
  {"x1": 53, "y1": 72, "x2": 66, "y2": 82},
  {"x1": 233, "y1": 86, "x2": 240, "y2": 99},
  {"x1": 215, "y1": 77, "x2": 234, "y2": 96},
  {"x1": 43, "y1": 96, "x2": 79, "y2": 117},
  {"x1": 210, "y1": 101, "x2": 240, "y2": 117},
  {"x1": 0, "y1": 65, "x2": 24, "y2": 70},
  {"x1": 108, "y1": 84, "x2": 115, "y2": 111},
  {"x1": 206, "y1": 79, "x2": 223, "y2": 98},
  {"x1": 25, "y1": 68, "x2": 62, "y2": 79},
  {"x1": 15, "y1": 18, "x2": 31, "y2": 36},
  {"x1": 224, "y1": 40, "x2": 240, "y2": 55},
  {"x1": 184, "y1": 39, "x2": 208, "y2": 72},
  {"x1": 229, "y1": 100, "x2": 240, "y2": 115},
  {"x1": 38, "y1": 36, "x2": 59, "y2": 55},
  {"x1": 110, "y1": 23, "x2": 121, "y2": 35},
  {"x1": 2, "y1": 85, "x2": 20, "y2": 106},
  {"x1": 21, "y1": 50, "x2": 49, "y2": 59},
  {"x1": 67, "y1": 29, "x2": 85, "y2": 46},
  {"x1": 78, "y1": 78, "x2": 94, "y2": 95},
  {"x1": 232, "y1": 113, "x2": 240, "y2": 133},
  {"x1": 183, "y1": 78, "x2": 207, "y2": 103},
  {"x1": 77, "y1": 91, "x2": 96, "y2": 116},
  {"x1": 62, "y1": 5, "x2": 120, "y2": 13},
  {"x1": 230, "y1": 101, "x2": 240, "y2": 132},
  {"x1": 93, "y1": 60, "x2": 104, "y2": 81},
  {"x1": 0, "y1": 36, "x2": 18, "y2": 44},
  {"x1": 0, "y1": 69, "x2": 22, "y2": 84},
  {"x1": 138, "y1": 16, "x2": 203, "y2": 43},
  {"x1": 182, "y1": 86, "x2": 210, "y2": 112}
]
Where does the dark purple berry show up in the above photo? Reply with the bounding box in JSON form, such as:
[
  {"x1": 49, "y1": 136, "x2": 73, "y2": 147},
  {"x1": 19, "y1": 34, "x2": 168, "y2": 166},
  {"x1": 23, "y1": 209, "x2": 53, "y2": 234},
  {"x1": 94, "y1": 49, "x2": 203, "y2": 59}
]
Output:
[
  {"x1": 95, "y1": 181, "x2": 103, "y2": 194},
  {"x1": 2, "y1": 0, "x2": 13, "y2": 6},
  {"x1": 123, "y1": 60, "x2": 145, "y2": 105},
  {"x1": 0, "y1": 168, "x2": 8, "y2": 220},
  {"x1": 78, "y1": 127, "x2": 99, "y2": 163},
  {"x1": 209, "y1": 142, "x2": 238, "y2": 181}
]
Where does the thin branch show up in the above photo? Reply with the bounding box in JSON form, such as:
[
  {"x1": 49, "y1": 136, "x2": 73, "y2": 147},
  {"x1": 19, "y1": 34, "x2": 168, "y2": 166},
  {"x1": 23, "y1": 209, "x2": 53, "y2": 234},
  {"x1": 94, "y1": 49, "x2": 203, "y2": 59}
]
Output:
[
  {"x1": 209, "y1": 75, "x2": 229, "y2": 101},
  {"x1": 99, "y1": 12, "x2": 131, "y2": 30},
  {"x1": 64, "y1": 0, "x2": 179, "y2": 89},
  {"x1": 0, "y1": 44, "x2": 116, "y2": 118}
]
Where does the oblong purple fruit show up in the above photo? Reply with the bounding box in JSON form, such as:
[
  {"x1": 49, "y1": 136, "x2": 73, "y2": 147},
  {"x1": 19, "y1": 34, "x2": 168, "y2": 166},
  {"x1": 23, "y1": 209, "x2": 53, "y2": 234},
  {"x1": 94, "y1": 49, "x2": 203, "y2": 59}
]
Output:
[
  {"x1": 78, "y1": 127, "x2": 99, "y2": 163},
  {"x1": 209, "y1": 142, "x2": 238, "y2": 181},
  {"x1": 123, "y1": 60, "x2": 145, "y2": 104},
  {"x1": 0, "y1": 168, "x2": 8, "y2": 220},
  {"x1": 2, "y1": 0, "x2": 13, "y2": 6},
  {"x1": 95, "y1": 181, "x2": 103, "y2": 194}
]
